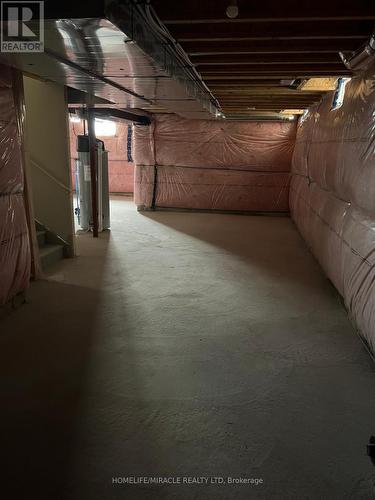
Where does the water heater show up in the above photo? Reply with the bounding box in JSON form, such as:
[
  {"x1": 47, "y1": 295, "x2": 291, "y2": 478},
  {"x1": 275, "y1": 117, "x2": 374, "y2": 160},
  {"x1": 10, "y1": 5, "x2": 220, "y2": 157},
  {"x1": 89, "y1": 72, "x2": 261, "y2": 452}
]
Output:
[{"x1": 75, "y1": 135, "x2": 110, "y2": 232}]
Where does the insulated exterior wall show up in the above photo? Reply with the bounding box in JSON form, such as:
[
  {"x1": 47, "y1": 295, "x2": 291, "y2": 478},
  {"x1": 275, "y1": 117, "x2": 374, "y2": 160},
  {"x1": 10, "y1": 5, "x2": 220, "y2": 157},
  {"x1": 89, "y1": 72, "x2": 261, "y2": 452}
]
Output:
[
  {"x1": 0, "y1": 66, "x2": 30, "y2": 305},
  {"x1": 134, "y1": 114, "x2": 296, "y2": 211},
  {"x1": 290, "y1": 63, "x2": 375, "y2": 351}
]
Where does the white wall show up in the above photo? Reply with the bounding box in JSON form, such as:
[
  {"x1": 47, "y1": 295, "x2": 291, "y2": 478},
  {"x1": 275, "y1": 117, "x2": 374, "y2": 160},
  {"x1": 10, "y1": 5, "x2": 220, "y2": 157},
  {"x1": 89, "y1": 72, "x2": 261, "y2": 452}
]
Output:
[{"x1": 23, "y1": 76, "x2": 75, "y2": 254}]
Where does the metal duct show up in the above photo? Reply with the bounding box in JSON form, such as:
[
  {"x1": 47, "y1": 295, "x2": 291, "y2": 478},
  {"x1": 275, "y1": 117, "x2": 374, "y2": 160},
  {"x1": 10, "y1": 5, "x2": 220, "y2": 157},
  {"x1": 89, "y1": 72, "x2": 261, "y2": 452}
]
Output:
[
  {"x1": 340, "y1": 33, "x2": 375, "y2": 72},
  {"x1": 70, "y1": 107, "x2": 151, "y2": 125},
  {"x1": 0, "y1": 1, "x2": 220, "y2": 119}
]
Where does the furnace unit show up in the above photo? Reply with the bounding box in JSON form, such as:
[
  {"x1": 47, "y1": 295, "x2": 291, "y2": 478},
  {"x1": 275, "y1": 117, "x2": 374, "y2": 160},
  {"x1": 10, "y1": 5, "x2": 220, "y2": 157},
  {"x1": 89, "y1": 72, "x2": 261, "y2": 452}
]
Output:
[{"x1": 75, "y1": 135, "x2": 110, "y2": 232}]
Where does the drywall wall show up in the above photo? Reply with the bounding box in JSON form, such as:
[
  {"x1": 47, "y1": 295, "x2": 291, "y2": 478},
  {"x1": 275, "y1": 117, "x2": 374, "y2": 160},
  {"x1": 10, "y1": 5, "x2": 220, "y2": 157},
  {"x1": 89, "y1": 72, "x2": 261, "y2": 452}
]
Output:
[
  {"x1": 290, "y1": 62, "x2": 375, "y2": 351},
  {"x1": 134, "y1": 114, "x2": 296, "y2": 211},
  {"x1": 69, "y1": 120, "x2": 134, "y2": 193},
  {"x1": 0, "y1": 66, "x2": 30, "y2": 305},
  {"x1": 23, "y1": 76, "x2": 75, "y2": 252}
]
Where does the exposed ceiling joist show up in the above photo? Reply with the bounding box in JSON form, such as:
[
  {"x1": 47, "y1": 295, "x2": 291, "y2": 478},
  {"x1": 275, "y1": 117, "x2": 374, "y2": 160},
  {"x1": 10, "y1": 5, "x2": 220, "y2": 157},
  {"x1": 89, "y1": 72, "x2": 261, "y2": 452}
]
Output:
[
  {"x1": 191, "y1": 54, "x2": 343, "y2": 64},
  {"x1": 203, "y1": 73, "x2": 350, "y2": 80},
  {"x1": 170, "y1": 21, "x2": 374, "y2": 41},
  {"x1": 199, "y1": 63, "x2": 348, "y2": 72},
  {"x1": 220, "y1": 100, "x2": 320, "y2": 104},
  {"x1": 149, "y1": 0, "x2": 373, "y2": 118},
  {"x1": 183, "y1": 39, "x2": 368, "y2": 55},
  {"x1": 151, "y1": 0, "x2": 375, "y2": 22},
  {"x1": 212, "y1": 90, "x2": 326, "y2": 95},
  {"x1": 216, "y1": 92, "x2": 323, "y2": 98},
  {"x1": 221, "y1": 101, "x2": 313, "y2": 104}
]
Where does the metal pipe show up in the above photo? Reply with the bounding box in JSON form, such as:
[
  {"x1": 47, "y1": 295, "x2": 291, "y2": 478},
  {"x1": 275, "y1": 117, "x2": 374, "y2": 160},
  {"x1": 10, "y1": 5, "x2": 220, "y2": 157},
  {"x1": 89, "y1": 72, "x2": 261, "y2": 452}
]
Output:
[{"x1": 87, "y1": 105, "x2": 99, "y2": 238}]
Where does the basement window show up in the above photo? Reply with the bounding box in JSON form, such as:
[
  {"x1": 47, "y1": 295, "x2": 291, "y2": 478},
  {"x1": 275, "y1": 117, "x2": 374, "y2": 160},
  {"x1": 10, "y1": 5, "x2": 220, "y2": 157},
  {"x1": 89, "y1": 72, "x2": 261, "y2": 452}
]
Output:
[
  {"x1": 331, "y1": 78, "x2": 351, "y2": 110},
  {"x1": 69, "y1": 114, "x2": 81, "y2": 123},
  {"x1": 300, "y1": 109, "x2": 309, "y2": 123},
  {"x1": 95, "y1": 119, "x2": 117, "y2": 136}
]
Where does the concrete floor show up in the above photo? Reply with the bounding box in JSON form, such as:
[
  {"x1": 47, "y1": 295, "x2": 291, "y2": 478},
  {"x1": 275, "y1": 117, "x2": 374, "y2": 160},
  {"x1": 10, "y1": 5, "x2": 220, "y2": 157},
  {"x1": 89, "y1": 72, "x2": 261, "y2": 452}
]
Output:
[{"x1": 1, "y1": 197, "x2": 375, "y2": 499}]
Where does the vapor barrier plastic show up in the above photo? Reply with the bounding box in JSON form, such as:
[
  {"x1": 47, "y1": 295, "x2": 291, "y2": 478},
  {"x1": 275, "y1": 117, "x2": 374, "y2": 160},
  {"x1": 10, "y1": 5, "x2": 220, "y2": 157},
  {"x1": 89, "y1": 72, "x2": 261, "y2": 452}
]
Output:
[
  {"x1": 290, "y1": 61, "x2": 375, "y2": 352},
  {"x1": 0, "y1": 66, "x2": 30, "y2": 305},
  {"x1": 134, "y1": 114, "x2": 296, "y2": 211}
]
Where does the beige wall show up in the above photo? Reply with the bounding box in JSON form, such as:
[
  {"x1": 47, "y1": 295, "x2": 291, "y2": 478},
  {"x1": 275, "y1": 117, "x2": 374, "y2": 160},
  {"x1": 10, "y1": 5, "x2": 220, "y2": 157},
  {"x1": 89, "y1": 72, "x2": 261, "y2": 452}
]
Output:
[{"x1": 23, "y1": 76, "x2": 75, "y2": 254}]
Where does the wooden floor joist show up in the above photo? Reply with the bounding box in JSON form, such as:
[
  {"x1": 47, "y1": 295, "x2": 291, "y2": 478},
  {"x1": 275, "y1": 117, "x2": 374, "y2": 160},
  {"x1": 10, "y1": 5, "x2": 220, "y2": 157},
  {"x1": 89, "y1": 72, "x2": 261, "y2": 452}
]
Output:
[{"x1": 150, "y1": 0, "x2": 374, "y2": 118}]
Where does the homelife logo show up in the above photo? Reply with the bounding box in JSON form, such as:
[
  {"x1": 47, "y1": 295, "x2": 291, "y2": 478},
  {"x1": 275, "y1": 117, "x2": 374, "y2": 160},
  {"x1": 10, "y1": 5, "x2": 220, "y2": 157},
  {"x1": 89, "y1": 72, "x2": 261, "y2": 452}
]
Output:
[{"x1": 1, "y1": 1, "x2": 44, "y2": 52}]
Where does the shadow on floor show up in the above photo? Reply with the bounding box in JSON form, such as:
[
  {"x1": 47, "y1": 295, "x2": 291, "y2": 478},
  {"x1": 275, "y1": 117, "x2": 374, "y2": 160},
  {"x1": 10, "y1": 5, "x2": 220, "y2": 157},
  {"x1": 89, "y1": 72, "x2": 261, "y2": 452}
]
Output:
[
  {"x1": 141, "y1": 210, "x2": 331, "y2": 292},
  {"x1": 0, "y1": 280, "x2": 100, "y2": 497},
  {"x1": 1, "y1": 205, "x2": 375, "y2": 499}
]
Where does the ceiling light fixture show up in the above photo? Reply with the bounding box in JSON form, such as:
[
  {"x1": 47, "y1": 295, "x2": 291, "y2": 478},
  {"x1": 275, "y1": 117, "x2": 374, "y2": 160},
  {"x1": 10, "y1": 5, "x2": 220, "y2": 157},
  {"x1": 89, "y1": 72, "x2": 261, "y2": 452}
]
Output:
[{"x1": 226, "y1": 0, "x2": 239, "y2": 19}]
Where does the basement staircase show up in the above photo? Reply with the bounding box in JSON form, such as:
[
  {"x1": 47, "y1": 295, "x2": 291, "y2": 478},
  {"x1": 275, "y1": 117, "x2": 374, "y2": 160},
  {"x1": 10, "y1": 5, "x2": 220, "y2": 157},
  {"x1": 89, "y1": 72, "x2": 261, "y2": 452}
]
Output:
[{"x1": 35, "y1": 221, "x2": 65, "y2": 270}]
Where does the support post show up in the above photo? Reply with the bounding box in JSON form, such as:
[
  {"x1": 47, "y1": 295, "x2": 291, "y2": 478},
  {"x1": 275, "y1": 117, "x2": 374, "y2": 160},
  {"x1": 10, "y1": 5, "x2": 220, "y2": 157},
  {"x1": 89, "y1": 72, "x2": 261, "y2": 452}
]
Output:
[{"x1": 87, "y1": 105, "x2": 99, "y2": 238}]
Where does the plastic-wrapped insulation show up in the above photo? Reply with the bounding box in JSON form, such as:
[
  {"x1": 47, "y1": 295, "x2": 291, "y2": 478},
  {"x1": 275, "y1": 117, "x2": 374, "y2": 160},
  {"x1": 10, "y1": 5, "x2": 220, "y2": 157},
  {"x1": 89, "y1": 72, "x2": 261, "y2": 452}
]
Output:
[
  {"x1": 290, "y1": 58, "x2": 375, "y2": 352},
  {"x1": 134, "y1": 114, "x2": 296, "y2": 212},
  {"x1": 0, "y1": 65, "x2": 30, "y2": 305}
]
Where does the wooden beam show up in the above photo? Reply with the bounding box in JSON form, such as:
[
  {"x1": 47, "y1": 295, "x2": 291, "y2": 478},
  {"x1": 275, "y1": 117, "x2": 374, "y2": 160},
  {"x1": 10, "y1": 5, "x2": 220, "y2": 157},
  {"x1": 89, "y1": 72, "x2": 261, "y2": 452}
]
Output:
[
  {"x1": 216, "y1": 98, "x2": 322, "y2": 103},
  {"x1": 183, "y1": 38, "x2": 367, "y2": 55},
  {"x1": 224, "y1": 113, "x2": 289, "y2": 116},
  {"x1": 199, "y1": 63, "x2": 347, "y2": 72},
  {"x1": 223, "y1": 111, "x2": 286, "y2": 115},
  {"x1": 214, "y1": 96, "x2": 325, "y2": 100},
  {"x1": 203, "y1": 72, "x2": 351, "y2": 80},
  {"x1": 191, "y1": 53, "x2": 343, "y2": 64},
  {"x1": 170, "y1": 20, "x2": 374, "y2": 41},
  {"x1": 219, "y1": 97, "x2": 320, "y2": 100},
  {"x1": 221, "y1": 106, "x2": 308, "y2": 110},
  {"x1": 219, "y1": 105, "x2": 317, "y2": 109},
  {"x1": 151, "y1": 0, "x2": 375, "y2": 22},
  {"x1": 220, "y1": 102, "x2": 314, "y2": 105},
  {"x1": 218, "y1": 98, "x2": 321, "y2": 102},
  {"x1": 219, "y1": 106, "x2": 318, "y2": 109},
  {"x1": 216, "y1": 92, "x2": 324, "y2": 98},
  {"x1": 212, "y1": 89, "x2": 326, "y2": 95},
  {"x1": 219, "y1": 101, "x2": 320, "y2": 105},
  {"x1": 166, "y1": 16, "x2": 375, "y2": 24},
  {"x1": 207, "y1": 80, "x2": 285, "y2": 86}
]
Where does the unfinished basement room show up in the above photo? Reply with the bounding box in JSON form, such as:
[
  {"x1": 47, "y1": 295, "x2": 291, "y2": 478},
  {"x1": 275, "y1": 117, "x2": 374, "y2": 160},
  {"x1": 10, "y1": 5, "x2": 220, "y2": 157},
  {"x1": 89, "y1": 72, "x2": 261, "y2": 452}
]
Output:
[{"x1": 1, "y1": 1, "x2": 375, "y2": 498}]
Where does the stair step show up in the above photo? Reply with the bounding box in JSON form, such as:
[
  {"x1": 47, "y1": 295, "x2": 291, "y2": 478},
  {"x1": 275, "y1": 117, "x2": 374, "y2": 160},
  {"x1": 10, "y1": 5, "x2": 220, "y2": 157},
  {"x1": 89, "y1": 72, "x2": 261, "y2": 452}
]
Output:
[
  {"x1": 36, "y1": 230, "x2": 46, "y2": 247},
  {"x1": 39, "y1": 244, "x2": 63, "y2": 269}
]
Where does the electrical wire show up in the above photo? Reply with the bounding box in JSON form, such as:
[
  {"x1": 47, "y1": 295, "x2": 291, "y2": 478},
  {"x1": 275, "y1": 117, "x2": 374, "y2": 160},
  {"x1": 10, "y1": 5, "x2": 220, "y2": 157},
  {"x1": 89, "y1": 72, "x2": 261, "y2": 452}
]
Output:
[{"x1": 137, "y1": 1, "x2": 221, "y2": 113}]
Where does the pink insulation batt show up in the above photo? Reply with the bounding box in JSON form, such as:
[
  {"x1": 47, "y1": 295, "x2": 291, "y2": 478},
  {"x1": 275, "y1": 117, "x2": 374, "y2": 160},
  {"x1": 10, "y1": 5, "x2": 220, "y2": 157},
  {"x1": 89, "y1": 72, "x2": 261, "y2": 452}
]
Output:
[
  {"x1": 134, "y1": 114, "x2": 296, "y2": 212},
  {"x1": 290, "y1": 62, "x2": 375, "y2": 352},
  {"x1": 0, "y1": 66, "x2": 30, "y2": 305}
]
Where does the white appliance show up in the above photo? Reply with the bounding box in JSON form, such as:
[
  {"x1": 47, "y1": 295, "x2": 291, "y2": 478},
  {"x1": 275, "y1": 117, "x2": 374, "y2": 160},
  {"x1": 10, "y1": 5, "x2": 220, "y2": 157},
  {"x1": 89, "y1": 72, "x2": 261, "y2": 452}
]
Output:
[{"x1": 75, "y1": 135, "x2": 110, "y2": 232}]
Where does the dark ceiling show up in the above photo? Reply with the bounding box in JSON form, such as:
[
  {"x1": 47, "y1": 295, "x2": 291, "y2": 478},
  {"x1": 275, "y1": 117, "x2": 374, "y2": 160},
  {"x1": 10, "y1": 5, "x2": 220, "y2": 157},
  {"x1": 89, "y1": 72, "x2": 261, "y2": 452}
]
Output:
[{"x1": 150, "y1": 0, "x2": 375, "y2": 117}]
